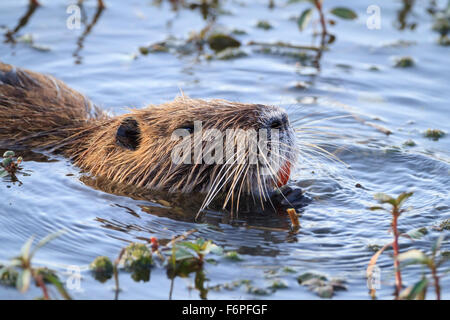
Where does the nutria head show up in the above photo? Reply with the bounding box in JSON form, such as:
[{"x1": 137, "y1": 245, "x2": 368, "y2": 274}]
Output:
[
  {"x1": 0, "y1": 62, "x2": 297, "y2": 214},
  {"x1": 71, "y1": 97, "x2": 297, "y2": 213}
]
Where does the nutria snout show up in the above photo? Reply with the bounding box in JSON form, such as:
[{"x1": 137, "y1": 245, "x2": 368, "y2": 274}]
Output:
[{"x1": 0, "y1": 62, "x2": 297, "y2": 213}]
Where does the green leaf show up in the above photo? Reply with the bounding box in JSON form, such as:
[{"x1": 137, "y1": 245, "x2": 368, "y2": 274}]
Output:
[
  {"x1": 330, "y1": 7, "x2": 358, "y2": 20},
  {"x1": 30, "y1": 229, "x2": 66, "y2": 260},
  {"x1": 406, "y1": 227, "x2": 428, "y2": 240},
  {"x1": 178, "y1": 242, "x2": 201, "y2": 253},
  {"x1": 173, "y1": 246, "x2": 195, "y2": 261},
  {"x1": 20, "y1": 236, "x2": 35, "y2": 263},
  {"x1": 45, "y1": 273, "x2": 72, "y2": 300},
  {"x1": 374, "y1": 193, "x2": 396, "y2": 206},
  {"x1": 396, "y1": 192, "x2": 413, "y2": 207},
  {"x1": 369, "y1": 206, "x2": 387, "y2": 211},
  {"x1": 398, "y1": 249, "x2": 430, "y2": 266},
  {"x1": 209, "y1": 244, "x2": 224, "y2": 255},
  {"x1": 17, "y1": 269, "x2": 31, "y2": 293},
  {"x1": 406, "y1": 277, "x2": 428, "y2": 300},
  {"x1": 297, "y1": 8, "x2": 313, "y2": 31},
  {"x1": 432, "y1": 234, "x2": 445, "y2": 256}
]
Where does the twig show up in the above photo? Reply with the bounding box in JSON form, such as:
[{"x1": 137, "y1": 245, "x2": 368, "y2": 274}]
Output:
[
  {"x1": 165, "y1": 229, "x2": 198, "y2": 248},
  {"x1": 247, "y1": 40, "x2": 322, "y2": 52}
]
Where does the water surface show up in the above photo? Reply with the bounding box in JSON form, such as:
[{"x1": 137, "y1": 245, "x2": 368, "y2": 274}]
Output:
[{"x1": 0, "y1": 0, "x2": 449, "y2": 299}]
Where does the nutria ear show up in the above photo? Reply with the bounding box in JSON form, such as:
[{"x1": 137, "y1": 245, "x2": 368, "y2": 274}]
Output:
[{"x1": 116, "y1": 117, "x2": 141, "y2": 150}]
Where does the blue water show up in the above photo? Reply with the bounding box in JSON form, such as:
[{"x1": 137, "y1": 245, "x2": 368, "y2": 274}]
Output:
[{"x1": 0, "y1": 0, "x2": 449, "y2": 299}]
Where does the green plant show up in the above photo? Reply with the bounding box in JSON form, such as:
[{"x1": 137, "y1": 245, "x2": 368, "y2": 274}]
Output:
[
  {"x1": 296, "y1": 0, "x2": 358, "y2": 42},
  {"x1": 0, "y1": 230, "x2": 71, "y2": 300},
  {"x1": 398, "y1": 235, "x2": 448, "y2": 300},
  {"x1": 367, "y1": 192, "x2": 413, "y2": 299}
]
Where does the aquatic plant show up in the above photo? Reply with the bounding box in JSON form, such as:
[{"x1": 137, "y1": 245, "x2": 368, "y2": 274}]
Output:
[
  {"x1": 119, "y1": 243, "x2": 153, "y2": 282},
  {"x1": 295, "y1": 0, "x2": 357, "y2": 41},
  {"x1": 368, "y1": 192, "x2": 413, "y2": 299},
  {"x1": 256, "y1": 20, "x2": 273, "y2": 30},
  {"x1": 398, "y1": 235, "x2": 447, "y2": 300},
  {"x1": 0, "y1": 231, "x2": 71, "y2": 300},
  {"x1": 90, "y1": 256, "x2": 114, "y2": 283},
  {"x1": 423, "y1": 129, "x2": 446, "y2": 141},
  {"x1": 394, "y1": 56, "x2": 415, "y2": 68},
  {"x1": 0, "y1": 151, "x2": 23, "y2": 177},
  {"x1": 297, "y1": 272, "x2": 347, "y2": 298}
]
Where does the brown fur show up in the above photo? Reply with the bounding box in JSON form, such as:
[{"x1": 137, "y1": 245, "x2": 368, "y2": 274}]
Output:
[{"x1": 0, "y1": 62, "x2": 295, "y2": 212}]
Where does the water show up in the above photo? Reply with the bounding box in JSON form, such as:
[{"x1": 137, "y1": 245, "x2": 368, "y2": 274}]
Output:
[{"x1": 0, "y1": 0, "x2": 449, "y2": 299}]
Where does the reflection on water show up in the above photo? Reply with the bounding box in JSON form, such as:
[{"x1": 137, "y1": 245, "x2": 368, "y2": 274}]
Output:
[
  {"x1": 73, "y1": 3, "x2": 104, "y2": 64},
  {"x1": 0, "y1": 0, "x2": 449, "y2": 299},
  {"x1": 4, "y1": 1, "x2": 39, "y2": 43}
]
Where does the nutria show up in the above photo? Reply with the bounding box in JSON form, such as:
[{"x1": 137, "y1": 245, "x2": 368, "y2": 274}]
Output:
[{"x1": 0, "y1": 62, "x2": 297, "y2": 213}]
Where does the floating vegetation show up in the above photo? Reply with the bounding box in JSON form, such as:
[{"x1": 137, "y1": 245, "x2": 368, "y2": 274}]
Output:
[
  {"x1": 209, "y1": 279, "x2": 252, "y2": 292},
  {"x1": 207, "y1": 33, "x2": 241, "y2": 52},
  {"x1": 438, "y1": 35, "x2": 450, "y2": 46},
  {"x1": 423, "y1": 129, "x2": 445, "y2": 141},
  {"x1": 403, "y1": 139, "x2": 416, "y2": 147},
  {"x1": 231, "y1": 29, "x2": 247, "y2": 35},
  {"x1": 224, "y1": 251, "x2": 242, "y2": 261},
  {"x1": 432, "y1": 13, "x2": 450, "y2": 37},
  {"x1": 90, "y1": 256, "x2": 114, "y2": 283},
  {"x1": 297, "y1": 272, "x2": 346, "y2": 298},
  {"x1": 246, "y1": 285, "x2": 271, "y2": 295},
  {"x1": 256, "y1": 20, "x2": 273, "y2": 30},
  {"x1": 268, "y1": 279, "x2": 289, "y2": 289},
  {"x1": 434, "y1": 219, "x2": 450, "y2": 231},
  {"x1": 0, "y1": 151, "x2": 23, "y2": 178},
  {"x1": 282, "y1": 267, "x2": 297, "y2": 274},
  {"x1": 140, "y1": 43, "x2": 170, "y2": 54},
  {"x1": 394, "y1": 56, "x2": 415, "y2": 68},
  {"x1": 215, "y1": 48, "x2": 247, "y2": 60},
  {"x1": 120, "y1": 243, "x2": 153, "y2": 282}
]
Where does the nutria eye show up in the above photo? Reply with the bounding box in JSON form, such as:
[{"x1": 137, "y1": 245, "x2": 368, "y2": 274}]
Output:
[
  {"x1": 178, "y1": 123, "x2": 195, "y2": 134},
  {"x1": 116, "y1": 117, "x2": 141, "y2": 150}
]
